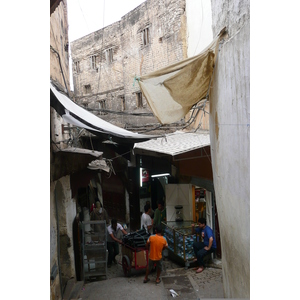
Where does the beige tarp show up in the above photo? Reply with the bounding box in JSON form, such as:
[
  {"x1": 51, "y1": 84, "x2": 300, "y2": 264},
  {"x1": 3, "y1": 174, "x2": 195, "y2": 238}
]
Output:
[{"x1": 139, "y1": 29, "x2": 226, "y2": 124}]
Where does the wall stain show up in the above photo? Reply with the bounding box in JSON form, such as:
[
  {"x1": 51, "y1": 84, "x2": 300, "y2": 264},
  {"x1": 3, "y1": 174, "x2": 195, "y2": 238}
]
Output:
[{"x1": 215, "y1": 111, "x2": 219, "y2": 140}]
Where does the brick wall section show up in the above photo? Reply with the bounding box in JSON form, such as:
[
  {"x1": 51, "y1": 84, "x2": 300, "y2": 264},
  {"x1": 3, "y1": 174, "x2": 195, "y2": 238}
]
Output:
[{"x1": 71, "y1": 0, "x2": 187, "y2": 130}]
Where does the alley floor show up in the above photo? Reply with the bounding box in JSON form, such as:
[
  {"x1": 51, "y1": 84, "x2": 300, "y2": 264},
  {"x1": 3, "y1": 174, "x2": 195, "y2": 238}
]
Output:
[{"x1": 69, "y1": 251, "x2": 224, "y2": 300}]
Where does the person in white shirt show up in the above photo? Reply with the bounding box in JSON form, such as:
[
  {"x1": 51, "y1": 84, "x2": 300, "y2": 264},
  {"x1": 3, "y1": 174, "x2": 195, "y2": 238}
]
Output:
[
  {"x1": 107, "y1": 219, "x2": 127, "y2": 267},
  {"x1": 141, "y1": 204, "x2": 153, "y2": 234}
]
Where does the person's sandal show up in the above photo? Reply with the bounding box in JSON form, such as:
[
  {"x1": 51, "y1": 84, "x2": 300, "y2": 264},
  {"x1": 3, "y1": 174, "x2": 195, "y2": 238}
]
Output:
[
  {"x1": 155, "y1": 278, "x2": 161, "y2": 284},
  {"x1": 196, "y1": 267, "x2": 204, "y2": 273},
  {"x1": 143, "y1": 278, "x2": 150, "y2": 283}
]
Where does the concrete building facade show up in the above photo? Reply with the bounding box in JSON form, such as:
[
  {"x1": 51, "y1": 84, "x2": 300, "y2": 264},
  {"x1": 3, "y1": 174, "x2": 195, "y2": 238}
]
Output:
[{"x1": 71, "y1": 0, "x2": 189, "y2": 132}]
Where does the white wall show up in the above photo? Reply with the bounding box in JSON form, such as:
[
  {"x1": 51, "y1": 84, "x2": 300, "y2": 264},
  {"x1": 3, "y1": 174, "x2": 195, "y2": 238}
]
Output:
[
  {"x1": 165, "y1": 184, "x2": 193, "y2": 221},
  {"x1": 186, "y1": 0, "x2": 213, "y2": 57},
  {"x1": 209, "y1": 0, "x2": 250, "y2": 297}
]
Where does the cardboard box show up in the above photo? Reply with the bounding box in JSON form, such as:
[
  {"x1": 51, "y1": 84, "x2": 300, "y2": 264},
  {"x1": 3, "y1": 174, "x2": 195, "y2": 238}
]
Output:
[{"x1": 135, "y1": 250, "x2": 147, "y2": 267}]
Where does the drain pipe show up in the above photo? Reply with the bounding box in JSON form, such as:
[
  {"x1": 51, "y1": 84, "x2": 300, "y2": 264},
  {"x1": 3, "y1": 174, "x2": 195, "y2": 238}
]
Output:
[{"x1": 55, "y1": 186, "x2": 63, "y2": 299}]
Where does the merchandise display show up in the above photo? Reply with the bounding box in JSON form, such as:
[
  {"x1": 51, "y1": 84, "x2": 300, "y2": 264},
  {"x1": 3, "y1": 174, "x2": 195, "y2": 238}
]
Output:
[
  {"x1": 81, "y1": 220, "x2": 107, "y2": 281},
  {"x1": 122, "y1": 228, "x2": 149, "y2": 248},
  {"x1": 162, "y1": 221, "x2": 200, "y2": 268}
]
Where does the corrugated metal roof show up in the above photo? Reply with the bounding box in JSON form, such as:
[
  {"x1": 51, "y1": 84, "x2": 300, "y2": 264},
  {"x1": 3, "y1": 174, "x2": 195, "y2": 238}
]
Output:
[{"x1": 134, "y1": 131, "x2": 210, "y2": 156}]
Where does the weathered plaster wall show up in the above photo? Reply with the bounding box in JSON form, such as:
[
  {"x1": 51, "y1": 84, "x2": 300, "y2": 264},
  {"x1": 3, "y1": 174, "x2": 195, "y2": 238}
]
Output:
[
  {"x1": 50, "y1": 0, "x2": 70, "y2": 92},
  {"x1": 50, "y1": 2, "x2": 74, "y2": 299},
  {"x1": 50, "y1": 0, "x2": 71, "y2": 150},
  {"x1": 71, "y1": 0, "x2": 187, "y2": 129},
  {"x1": 50, "y1": 177, "x2": 76, "y2": 295},
  {"x1": 209, "y1": 0, "x2": 250, "y2": 297}
]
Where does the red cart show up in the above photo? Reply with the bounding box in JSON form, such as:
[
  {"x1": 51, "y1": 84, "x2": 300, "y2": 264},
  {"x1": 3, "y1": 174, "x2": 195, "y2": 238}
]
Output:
[{"x1": 121, "y1": 243, "x2": 149, "y2": 277}]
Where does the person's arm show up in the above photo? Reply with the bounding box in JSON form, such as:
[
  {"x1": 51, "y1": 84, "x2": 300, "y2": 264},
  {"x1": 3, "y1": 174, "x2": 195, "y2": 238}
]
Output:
[
  {"x1": 121, "y1": 228, "x2": 128, "y2": 235},
  {"x1": 110, "y1": 233, "x2": 122, "y2": 244},
  {"x1": 162, "y1": 209, "x2": 166, "y2": 222},
  {"x1": 204, "y1": 237, "x2": 213, "y2": 250},
  {"x1": 90, "y1": 211, "x2": 94, "y2": 220},
  {"x1": 147, "y1": 219, "x2": 153, "y2": 231},
  {"x1": 146, "y1": 215, "x2": 153, "y2": 231},
  {"x1": 146, "y1": 238, "x2": 150, "y2": 250},
  {"x1": 163, "y1": 240, "x2": 168, "y2": 250}
]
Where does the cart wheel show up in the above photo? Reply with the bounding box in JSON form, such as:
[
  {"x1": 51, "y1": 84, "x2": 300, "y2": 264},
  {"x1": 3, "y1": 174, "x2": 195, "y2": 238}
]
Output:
[{"x1": 122, "y1": 255, "x2": 131, "y2": 277}]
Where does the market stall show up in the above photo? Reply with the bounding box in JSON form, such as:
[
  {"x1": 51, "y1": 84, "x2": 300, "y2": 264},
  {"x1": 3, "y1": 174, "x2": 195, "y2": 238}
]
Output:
[{"x1": 162, "y1": 220, "x2": 200, "y2": 269}]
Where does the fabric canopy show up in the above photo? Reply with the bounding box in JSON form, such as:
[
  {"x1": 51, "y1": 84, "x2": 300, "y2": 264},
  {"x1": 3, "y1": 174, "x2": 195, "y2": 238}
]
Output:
[
  {"x1": 138, "y1": 28, "x2": 226, "y2": 124},
  {"x1": 50, "y1": 83, "x2": 159, "y2": 145}
]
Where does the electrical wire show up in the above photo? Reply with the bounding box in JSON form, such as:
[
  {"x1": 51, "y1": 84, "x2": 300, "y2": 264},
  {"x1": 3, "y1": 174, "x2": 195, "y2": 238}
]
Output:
[
  {"x1": 77, "y1": 0, "x2": 90, "y2": 33},
  {"x1": 85, "y1": 107, "x2": 154, "y2": 116}
]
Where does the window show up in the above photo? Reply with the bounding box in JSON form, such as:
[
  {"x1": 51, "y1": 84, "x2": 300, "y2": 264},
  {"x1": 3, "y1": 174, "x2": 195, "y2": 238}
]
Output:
[
  {"x1": 105, "y1": 48, "x2": 113, "y2": 63},
  {"x1": 74, "y1": 61, "x2": 80, "y2": 73},
  {"x1": 99, "y1": 100, "x2": 106, "y2": 115},
  {"x1": 91, "y1": 55, "x2": 98, "y2": 70},
  {"x1": 84, "y1": 84, "x2": 91, "y2": 94},
  {"x1": 120, "y1": 96, "x2": 125, "y2": 111},
  {"x1": 142, "y1": 28, "x2": 150, "y2": 46},
  {"x1": 136, "y1": 92, "x2": 143, "y2": 108}
]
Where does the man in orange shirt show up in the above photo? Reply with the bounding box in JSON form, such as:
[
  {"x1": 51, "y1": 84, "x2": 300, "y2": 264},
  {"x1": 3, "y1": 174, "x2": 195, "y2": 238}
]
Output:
[{"x1": 143, "y1": 225, "x2": 168, "y2": 284}]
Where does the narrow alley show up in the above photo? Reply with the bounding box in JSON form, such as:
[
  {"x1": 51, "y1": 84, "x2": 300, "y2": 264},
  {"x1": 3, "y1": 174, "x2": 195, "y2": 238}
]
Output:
[{"x1": 64, "y1": 250, "x2": 223, "y2": 300}]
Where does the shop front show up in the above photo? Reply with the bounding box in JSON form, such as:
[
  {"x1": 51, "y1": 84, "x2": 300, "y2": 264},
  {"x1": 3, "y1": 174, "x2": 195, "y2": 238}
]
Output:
[{"x1": 134, "y1": 131, "x2": 222, "y2": 266}]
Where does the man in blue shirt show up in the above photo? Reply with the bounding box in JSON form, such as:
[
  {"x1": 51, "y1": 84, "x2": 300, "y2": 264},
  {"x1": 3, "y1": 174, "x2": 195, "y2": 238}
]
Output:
[{"x1": 192, "y1": 217, "x2": 217, "y2": 273}]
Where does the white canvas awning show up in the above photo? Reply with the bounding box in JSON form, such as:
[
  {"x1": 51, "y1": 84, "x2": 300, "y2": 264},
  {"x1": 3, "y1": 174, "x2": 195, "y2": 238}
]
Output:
[
  {"x1": 50, "y1": 83, "x2": 159, "y2": 145},
  {"x1": 138, "y1": 28, "x2": 226, "y2": 124}
]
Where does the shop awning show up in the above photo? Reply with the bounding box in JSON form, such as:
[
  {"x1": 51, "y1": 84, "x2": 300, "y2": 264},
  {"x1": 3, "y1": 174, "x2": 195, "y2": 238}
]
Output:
[
  {"x1": 133, "y1": 131, "x2": 210, "y2": 157},
  {"x1": 138, "y1": 28, "x2": 226, "y2": 124},
  {"x1": 51, "y1": 147, "x2": 106, "y2": 181},
  {"x1": 50, "y1": 83, "x2": 159, "y2": 145}
]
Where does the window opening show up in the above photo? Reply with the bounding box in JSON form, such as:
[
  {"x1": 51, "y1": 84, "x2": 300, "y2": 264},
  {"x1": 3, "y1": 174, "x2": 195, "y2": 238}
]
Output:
[
  {"x1": 105, "y1": 48, "x2": 113, "y2": 63},
  {"x1": 120, "y1": 96, "x2": 125, "y2": 111},
  {"x1": 91, "y1": 55, "x2": 98, "y2": 70},
  {"x1": 136, "y1": 92, "x2": 143, "y2": 108},
  {"x1": 142, "y1": 28, "x2": 149, "y2": 46},
  {"x1": 99, "y1": 100, "x2": 106, "y2": 115},
  {"x1": 74, "y1": 61, "x2": 80, "y2": 73},
  {"x1": 84, "y1": 84, "x2": 91, "y2": 94}
]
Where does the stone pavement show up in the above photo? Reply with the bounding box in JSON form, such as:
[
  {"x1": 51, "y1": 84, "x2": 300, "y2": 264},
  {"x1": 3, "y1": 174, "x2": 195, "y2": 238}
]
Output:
[
  {"x1": 64, "y1": 229, "x2": 224, "y2": 300},
  {"x1": 74, "y1": 249, "x2": 224, "y2": 300}
]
